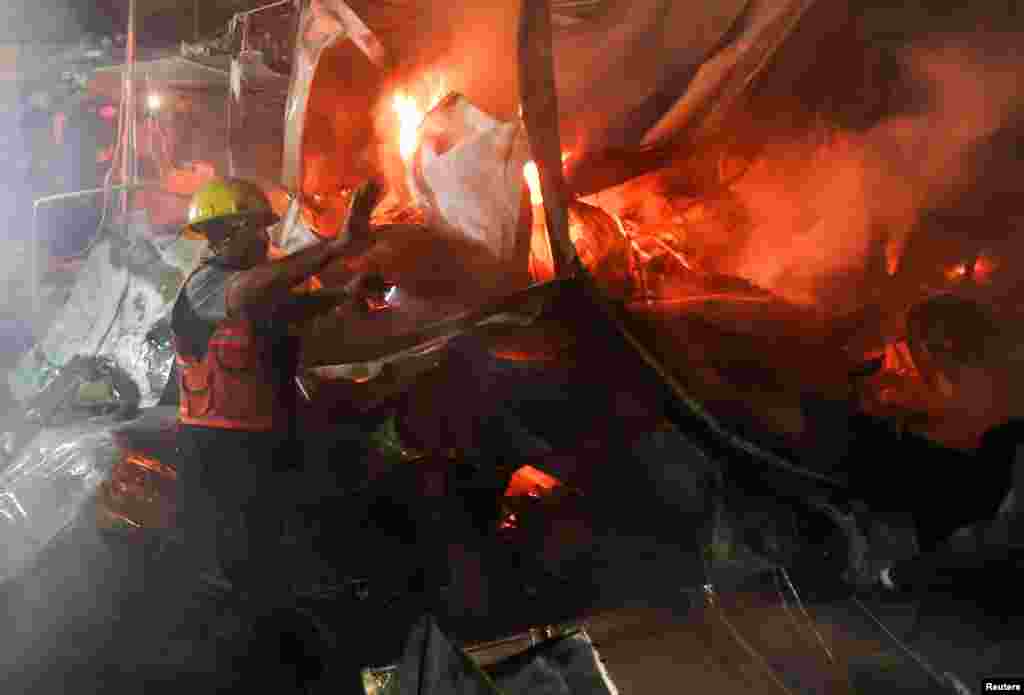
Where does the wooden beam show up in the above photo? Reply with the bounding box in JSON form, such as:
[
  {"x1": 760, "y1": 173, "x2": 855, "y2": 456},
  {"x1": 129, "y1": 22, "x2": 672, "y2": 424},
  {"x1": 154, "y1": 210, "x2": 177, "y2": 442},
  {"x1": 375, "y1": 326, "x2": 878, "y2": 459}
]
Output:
[{"x1": 517, "y1": 0, "x2": 578, "y2": 278}]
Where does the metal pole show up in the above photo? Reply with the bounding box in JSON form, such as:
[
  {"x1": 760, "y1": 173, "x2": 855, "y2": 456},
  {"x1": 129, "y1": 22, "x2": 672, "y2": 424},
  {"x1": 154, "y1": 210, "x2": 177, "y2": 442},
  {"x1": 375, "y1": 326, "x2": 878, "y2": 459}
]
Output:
[
  {"x1": 34, "y1": 182, "x2": 162, "y2": 208},
  {"x1": 31, "y1": 204, "x2": 39, "y2": 316},
  {"x1": 30, "y1": 182, "x2": 166, "y2": 313},
  {"x1": 124, "y1": 0, "x2": 137, "y2": 214}
]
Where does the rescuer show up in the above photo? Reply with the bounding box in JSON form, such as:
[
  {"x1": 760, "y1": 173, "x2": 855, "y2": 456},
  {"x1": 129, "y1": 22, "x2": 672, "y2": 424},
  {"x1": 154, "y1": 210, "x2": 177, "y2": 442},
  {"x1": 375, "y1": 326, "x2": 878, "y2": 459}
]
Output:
[{"x1": 170, "y1": 176, "x2": 381, "y2": 682}]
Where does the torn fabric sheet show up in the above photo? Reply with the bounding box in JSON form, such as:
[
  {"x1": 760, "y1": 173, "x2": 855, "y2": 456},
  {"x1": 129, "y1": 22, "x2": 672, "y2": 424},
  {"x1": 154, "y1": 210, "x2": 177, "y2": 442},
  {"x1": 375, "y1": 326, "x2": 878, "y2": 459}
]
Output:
[{"x1": 410, "y1": 94, "x2": 532, "y2": 282}]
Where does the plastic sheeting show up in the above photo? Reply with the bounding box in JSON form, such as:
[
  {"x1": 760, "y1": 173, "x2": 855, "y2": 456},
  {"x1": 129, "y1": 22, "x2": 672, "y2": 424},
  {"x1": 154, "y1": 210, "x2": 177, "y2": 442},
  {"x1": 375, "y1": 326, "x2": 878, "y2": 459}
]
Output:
[
  {"x1": 21, "y1": 355, "x2": 142, "y2": 428},
  {"x1": 0, "y1": 413, "x2": 134, "y2": 583},
  {"x1": 8, "y1": 217, "x2": 204, "y2": 410},
  {"x1": 282, "y1": 0, "x2": 388, "y2": 193},
  {"x1": 280, "y1": 0, "x2": 828, "y2": 196},
  {"x1": 410, "y1": 94, "x2": 532, "y2": 287}
]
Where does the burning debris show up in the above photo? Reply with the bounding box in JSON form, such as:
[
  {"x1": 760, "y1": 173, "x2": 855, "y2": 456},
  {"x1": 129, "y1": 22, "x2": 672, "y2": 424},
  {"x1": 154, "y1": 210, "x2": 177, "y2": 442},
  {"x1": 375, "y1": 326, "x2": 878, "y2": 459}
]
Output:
[{"x1": 4, "y1": 0, "x2": 1024, "y2": 690}]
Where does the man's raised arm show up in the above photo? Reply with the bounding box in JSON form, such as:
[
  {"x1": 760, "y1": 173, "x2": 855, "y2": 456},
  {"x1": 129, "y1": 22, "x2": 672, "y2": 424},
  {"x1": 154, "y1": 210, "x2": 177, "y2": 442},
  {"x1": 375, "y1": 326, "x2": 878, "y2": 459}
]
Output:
[{"x1": 227, "y1": 180, "x2": 382, "y2": 321}]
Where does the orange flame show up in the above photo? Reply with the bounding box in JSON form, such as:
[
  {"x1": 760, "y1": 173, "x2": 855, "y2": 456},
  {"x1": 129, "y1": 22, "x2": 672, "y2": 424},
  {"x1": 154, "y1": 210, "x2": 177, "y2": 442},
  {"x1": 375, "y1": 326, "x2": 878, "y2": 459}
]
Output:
[
  {"x1": 391, "y1": 76, "x2": 448, "y2": 164},
  {"x1": 945, "y1": 262, "x2": 968, "y2": 282},
  {"x1": 974, "y1": 253, "x2": 998, "y2": 284},
  {"x1": 392, "y1": 92, "x2": 422, "y2": 163},
  {"x1": 504, "y1": 465, "x2": 562, "y2": 498},
  {"x1": 523, "y1": 153, "x2": 572, "y2": 207},
  {"x1": 523, "y1": 161, "x2": 543, "y2": 206}
]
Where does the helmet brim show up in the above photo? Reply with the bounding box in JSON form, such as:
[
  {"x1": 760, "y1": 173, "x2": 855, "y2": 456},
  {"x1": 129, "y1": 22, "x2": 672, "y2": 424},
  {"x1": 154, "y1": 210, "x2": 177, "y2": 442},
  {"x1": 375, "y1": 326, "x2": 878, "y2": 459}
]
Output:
[{"x1": 183, "y1": 211, "x2": 280, "y2": 241}]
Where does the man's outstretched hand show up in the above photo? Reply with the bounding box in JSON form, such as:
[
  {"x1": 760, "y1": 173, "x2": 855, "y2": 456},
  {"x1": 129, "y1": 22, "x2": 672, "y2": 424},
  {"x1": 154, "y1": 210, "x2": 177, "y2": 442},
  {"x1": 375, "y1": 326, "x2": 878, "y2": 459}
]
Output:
[{"x1": 329, "y1": 179, "x2": 384, "y2": 257}]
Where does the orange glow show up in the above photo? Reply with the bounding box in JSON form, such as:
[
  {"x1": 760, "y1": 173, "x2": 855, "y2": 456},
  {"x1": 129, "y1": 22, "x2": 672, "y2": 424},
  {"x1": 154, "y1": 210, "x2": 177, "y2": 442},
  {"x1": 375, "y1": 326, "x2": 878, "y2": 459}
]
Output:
[
  {"x1": 123, "y1": 452, "x2": 177, "y2": 480},
  {"x1": 882, "y1": 341, "x2": 920, "y2": 378},
  {"x1": 505, "y1": 465, "x2": 561, "y2": 498},
  {"x1": 945, "y1": 262, "x2": 968, "y2": 282},
  {"x1": 885, "y1": 235, "x2": 904, "y2": 276},
  {"x1": 974, "y1": 253, "x2": 998, "y2": 284},
  {"x1": 391, "y1": 76, "x2": 448, "y2": 164}
]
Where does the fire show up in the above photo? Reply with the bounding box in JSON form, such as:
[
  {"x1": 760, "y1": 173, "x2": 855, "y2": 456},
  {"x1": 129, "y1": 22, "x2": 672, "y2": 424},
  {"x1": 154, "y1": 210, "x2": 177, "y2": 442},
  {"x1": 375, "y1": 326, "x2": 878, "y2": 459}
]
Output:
[
  {"x1": 885, "y1": 235, "x2": 905, "y2": 276},
  {"x1": 943, "y1": 254, "x2": 1000, "y2": 284},
  {"x1": 391, "y1": 75, "x2": 448, "y2": 164},
  {"x1": 882, "y1": 341, "x2": 920, "y2": 378},
  {"x1": 945, "y1": 262, "x2": 968, "y2": 282},
  {"x1": 523, "y1": 161, "x2": 542, "y2": 206},
  {"x1": 974, "y1": 252, "x2": 998, "y2": 284},
  {"x1": 523, "y1": 153, "x2": 572, "y2": 207},
  {"x1": 392, "y1": 92, "x2": 423, "y2": 163}
]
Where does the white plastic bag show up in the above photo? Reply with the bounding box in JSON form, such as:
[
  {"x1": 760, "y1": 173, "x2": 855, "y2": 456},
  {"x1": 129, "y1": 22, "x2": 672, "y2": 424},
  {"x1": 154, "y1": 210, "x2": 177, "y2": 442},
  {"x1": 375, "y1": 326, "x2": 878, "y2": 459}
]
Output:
[{"x1": 410, "y1": 94, "x2": 532, "y2": 292}]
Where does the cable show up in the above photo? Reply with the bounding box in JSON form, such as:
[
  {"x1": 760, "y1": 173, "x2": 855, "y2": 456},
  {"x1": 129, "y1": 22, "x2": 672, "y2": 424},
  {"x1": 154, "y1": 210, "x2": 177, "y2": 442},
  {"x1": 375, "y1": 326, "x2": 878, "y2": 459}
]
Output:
[
  {"x1": 774, "y1": 568, "x2": 813, "y2": 645},
  {"x1": 704, "y1": 585, "x2": 798, "y2": 695},
  {"x1": 850, "y1": 596, "x2": 970, "y2": 694},
  {"x1": 778, "y1": 566, "x2": 835, "y2": 664},
  {"x1": 65, "y1": 55, "x2": 130, "y2": 262}
]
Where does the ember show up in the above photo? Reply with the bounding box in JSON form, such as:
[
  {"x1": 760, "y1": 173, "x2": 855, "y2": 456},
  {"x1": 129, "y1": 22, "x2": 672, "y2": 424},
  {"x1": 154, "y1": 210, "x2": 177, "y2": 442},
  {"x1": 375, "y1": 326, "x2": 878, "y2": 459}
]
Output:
[
  {"x1": 974, "y1": 253, "x2": 998, "y2": 285},
  {"x1": 945, "y1": 262, "x2": 968, "y2": 283}
]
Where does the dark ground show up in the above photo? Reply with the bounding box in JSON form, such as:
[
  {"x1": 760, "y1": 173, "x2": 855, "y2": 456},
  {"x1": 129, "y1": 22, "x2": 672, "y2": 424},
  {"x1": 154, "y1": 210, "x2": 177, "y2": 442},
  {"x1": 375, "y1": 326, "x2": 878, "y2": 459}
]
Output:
[{"x1": 3, "y1": 508, "x2": 1018, "y2": 695}]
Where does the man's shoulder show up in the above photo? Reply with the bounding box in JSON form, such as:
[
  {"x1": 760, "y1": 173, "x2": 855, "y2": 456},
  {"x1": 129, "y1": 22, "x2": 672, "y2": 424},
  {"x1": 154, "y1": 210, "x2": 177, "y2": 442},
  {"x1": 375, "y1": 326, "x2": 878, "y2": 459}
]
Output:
[
  {"x1": 184, "y1": 262, "x2": 236, "y2": 294},
  {"x1": 182, "y1": 262, "x2": 242, "y2": 322}
]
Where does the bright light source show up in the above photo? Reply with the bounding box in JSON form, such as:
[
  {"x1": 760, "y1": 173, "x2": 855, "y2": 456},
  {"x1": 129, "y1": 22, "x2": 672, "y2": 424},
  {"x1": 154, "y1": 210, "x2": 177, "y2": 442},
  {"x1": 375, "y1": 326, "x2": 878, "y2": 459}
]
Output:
[
  {"x1": 146, "y1": 93, "x2": 162, "y2": 111},
  {"x1": 523, "y1": 152, "x2": 572, "y2": 207},
  {"x1": 390, "y1": 75, "x2": 448, "y2": 164},
  {"x1": 523, "y1": 161, "x2": 543, "y2": 206}
]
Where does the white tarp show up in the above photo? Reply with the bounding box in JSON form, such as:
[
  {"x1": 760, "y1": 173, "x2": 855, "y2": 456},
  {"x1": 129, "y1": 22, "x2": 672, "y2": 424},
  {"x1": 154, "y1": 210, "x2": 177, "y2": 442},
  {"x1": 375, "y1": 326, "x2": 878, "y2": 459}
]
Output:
[
  {"x1": 8, "y1": 221, "x2": 203, "y2": 408},
  {"x1": 410, "y1": 94, "x2": 531, "y2": 279},
  {"x1": 8, "y1": 239, "x2": 130, "y2": 402}
]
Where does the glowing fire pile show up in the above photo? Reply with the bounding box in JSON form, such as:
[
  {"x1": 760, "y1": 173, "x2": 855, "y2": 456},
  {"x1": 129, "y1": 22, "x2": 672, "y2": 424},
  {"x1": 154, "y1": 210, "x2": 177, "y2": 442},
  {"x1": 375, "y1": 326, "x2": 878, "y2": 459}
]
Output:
[
  {"x1": 382, "y1": 77, "x2": 697, "y2": 303},
  {"x1": 373, "y1": 75, "x2": 1021, "y2": 453},
  {"x1": 522, "y1": 154, "x2": 701, "y2": 301}
]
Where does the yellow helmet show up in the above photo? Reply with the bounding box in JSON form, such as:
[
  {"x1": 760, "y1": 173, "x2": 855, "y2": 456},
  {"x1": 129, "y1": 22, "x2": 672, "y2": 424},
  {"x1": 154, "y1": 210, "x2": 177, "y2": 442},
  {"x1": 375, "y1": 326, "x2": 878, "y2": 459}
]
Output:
[{"x1": 183, "y1": 178, "x2": 279, "y2": 240}]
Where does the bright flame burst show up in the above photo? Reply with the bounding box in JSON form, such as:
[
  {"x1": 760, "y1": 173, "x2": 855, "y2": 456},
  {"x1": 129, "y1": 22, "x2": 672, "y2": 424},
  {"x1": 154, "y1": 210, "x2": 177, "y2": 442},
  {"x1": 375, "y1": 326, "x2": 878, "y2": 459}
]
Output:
[
  {"x1": 523, "y1": 161, "x2": 543, "y2": 206},
  {"x1": 392, "y1": 76, "x2": 448, "y2": 163},
  {"x1": 523, "y1": 153, "x2": 571, "y2": 207},
  {"x1": 393, "y1": 93, "x2": 423, "y2": 162}
]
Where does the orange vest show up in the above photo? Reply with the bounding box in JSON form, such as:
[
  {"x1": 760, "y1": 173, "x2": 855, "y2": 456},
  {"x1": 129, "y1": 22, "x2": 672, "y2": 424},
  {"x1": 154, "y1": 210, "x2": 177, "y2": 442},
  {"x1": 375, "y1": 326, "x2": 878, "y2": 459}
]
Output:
[{"x1": 174, "y1": 320, "x2": 279, "y2": 431}]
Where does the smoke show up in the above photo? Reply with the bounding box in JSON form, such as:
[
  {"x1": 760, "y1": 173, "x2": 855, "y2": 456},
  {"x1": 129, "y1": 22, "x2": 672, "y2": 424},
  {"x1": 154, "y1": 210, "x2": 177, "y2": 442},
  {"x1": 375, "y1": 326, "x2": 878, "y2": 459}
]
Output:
[
  {"x1": 861, "y1": 37, "x2": 1024, "y2": 268},
  {"x1": 723, "y1": 35, "x2": 1024, "y2": 311},
  {"x1": 1, "y1": 1, "x2": 82, "y2": 44},
  {"x1": 587, "y1": 34, "x2": 1024, "y2": 315}
]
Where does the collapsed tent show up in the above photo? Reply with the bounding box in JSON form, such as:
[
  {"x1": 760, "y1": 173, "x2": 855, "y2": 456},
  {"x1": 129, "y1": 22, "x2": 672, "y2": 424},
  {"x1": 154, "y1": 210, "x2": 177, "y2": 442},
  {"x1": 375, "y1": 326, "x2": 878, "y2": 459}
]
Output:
[
  {"x1": 259, "y1": 0, "x2": 856, "y2": 370},
  {"x1": 281, "y1": 0, "x2": 825, "y2": 192},
  {"x1": 6, "y1": 0, "x2": 1020, "y2": 460}
]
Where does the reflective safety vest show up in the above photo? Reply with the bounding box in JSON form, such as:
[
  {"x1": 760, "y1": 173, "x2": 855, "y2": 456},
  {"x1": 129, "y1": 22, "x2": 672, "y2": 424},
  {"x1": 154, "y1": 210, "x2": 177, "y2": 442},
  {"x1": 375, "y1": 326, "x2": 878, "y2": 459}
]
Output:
[
  {"x1": 171, "y1": 263, "x2": 283, "y2": 432},
  {"x1": 174, "y1": 319, "x2": 280, "y2": 431}
]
